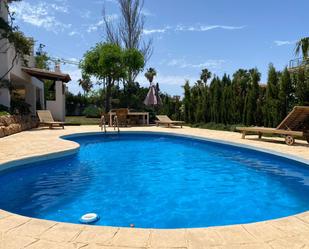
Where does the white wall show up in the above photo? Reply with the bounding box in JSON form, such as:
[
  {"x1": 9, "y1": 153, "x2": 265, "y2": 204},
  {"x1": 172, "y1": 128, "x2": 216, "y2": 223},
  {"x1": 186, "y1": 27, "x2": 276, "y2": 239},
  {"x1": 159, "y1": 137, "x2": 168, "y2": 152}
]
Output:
[
  {"x1": 46, "y1": 81, "x2": 65, "y2": 121},
  {"x1": 0, "y1": 88, "x2": 10, "y2": 108},
  {"x1": 25, "y1": 84, "x2": 36, "y2": 114},
  {"x1": 0, "y1": 0, "x2": 8, "y2": 22},
  {"x1": 0, "y1": 0, "x2": 39, "y2": 111}
]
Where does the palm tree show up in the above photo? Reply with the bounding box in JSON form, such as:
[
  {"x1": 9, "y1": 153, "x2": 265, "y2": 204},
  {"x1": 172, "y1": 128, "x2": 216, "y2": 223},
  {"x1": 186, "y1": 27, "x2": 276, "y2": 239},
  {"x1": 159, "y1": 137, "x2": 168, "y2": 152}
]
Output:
[
  {"x1": 78, "y1": 76, "x2": 93, "y2": 95},
  {"x1": 144, "y1": 68, "x2": 157, "y2": 84},
  {"x1": 295, "y1": 37, "x2": 309, "y2": 60},
  {"x1": 200, "y1": 68, "x2": 212, "y2": 85}
]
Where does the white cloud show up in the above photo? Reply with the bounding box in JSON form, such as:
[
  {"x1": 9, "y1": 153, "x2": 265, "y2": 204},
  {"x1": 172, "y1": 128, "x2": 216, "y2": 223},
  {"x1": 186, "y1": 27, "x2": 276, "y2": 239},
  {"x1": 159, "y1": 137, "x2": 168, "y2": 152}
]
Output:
[
  {"x1": 50, "y1": 3, "x2": 69, "y2": 13},
  {"x1": 87, "y1": 15, "x2": 118, "y2": 33},
  {"x1": 167, "y1": 58, "x2": 226, "y2": 69},
  {"x1": 141, "y1": 9, "x2": 155, "y2": 17},
  {"x1": 157, "y1": 74, "x2": 196, "y2": 86},
  {"x1": 63, "y1": 66, "x2": 83, "y2": 93},
  {"x1": 10, "y1": 1, "x2": 71, "y2": 33},
  {"x1": 105, "y1": 14, "x2": 119, "y2": 22},
  {"x1": 274, "y1": 40, "x2": 296, "y2": 46},
  {"x1": 68, "y1": 31, "x2": 79, "y2": 36},
  {"x1": 202, "y1": 25, "x2": 245, "y2": 31},
  {"x1": 143, "y1": 28, "x2": 168, "y2": 35},
  {"x1": 175, "y1": 24, "x2": 246, "y2": 32},
  {"x1": 87, "y1": 20, "x2": 104, "y2": 33},
  {"x1": 67, "y1": 68, "x2": 82, "y2": 82},
  {"x1": 143, "y1": 24, "x2": 245, "y2": 36},
  {"x1": 81, "y1": 10, "x2": 92, "y2": 19},
  {"x1": 137, "y1": 74, "x2": 195, "y2": 88},
  {"x1": 93, "y1": 0, "x2": 117, "y2": 5}
]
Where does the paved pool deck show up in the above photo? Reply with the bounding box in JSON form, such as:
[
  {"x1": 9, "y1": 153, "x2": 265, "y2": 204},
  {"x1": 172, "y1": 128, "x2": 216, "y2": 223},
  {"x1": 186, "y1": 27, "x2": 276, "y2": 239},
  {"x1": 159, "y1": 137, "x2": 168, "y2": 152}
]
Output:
[{"x1": 0, "y1": 125, "x2": 309, "y2": 249}]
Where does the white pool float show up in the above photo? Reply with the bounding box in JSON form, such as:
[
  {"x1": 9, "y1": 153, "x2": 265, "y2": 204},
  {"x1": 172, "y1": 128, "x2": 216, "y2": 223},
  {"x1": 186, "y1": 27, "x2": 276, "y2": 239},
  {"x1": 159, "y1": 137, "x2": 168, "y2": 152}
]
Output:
[{"x1": 79, "y1": 213, "x2": 100, "y2": 224}]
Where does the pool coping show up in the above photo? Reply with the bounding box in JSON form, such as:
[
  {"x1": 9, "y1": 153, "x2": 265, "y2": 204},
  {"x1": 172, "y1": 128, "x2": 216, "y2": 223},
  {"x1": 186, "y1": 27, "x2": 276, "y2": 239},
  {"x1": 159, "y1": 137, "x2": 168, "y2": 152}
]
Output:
[
  {"x1": 1, "y1": 126, "x2": 309, "y2": 248},
  {"x1": 3, "y1": 130, "x2": 309, "y2": 173},
  {"x1": 72, "y1": 130, "x2": 309, "y2": 165}
]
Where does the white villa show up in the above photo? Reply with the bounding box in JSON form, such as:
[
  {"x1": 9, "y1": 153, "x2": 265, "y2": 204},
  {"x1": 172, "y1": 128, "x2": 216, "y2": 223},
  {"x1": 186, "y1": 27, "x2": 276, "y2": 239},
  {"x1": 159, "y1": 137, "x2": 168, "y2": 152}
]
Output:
[{"x1": 0, "y1": 0, "x2": 71, "y2": 121}]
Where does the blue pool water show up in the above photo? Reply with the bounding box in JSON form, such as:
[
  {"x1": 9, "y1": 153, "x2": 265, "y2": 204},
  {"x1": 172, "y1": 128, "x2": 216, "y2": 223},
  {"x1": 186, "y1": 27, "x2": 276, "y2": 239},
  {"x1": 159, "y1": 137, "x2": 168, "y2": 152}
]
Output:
[{"x1": 1, "y1": 133, "x2": 309, "y2": 228}]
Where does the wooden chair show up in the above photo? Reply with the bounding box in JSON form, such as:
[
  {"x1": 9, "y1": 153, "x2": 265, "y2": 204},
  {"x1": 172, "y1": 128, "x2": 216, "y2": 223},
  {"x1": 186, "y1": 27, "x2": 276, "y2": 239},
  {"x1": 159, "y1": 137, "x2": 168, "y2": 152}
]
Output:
[
  {"x1": 115, "y1": 108, "x2": 129, "y2": 127},
  {"x1": 37, "y1": 110, "x2": 65, "y2": 129},
  {"x1": 237, "y1": 106, "x2": 309, "y2": 145},
  {"x1": 155, "y1": 115, "x2": 185, "y2": 128}
]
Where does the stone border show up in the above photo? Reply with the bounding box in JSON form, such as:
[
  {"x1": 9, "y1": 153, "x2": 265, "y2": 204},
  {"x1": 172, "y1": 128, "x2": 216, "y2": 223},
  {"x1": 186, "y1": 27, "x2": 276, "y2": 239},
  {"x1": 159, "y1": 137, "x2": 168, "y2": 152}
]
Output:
[
  {"x1": 2, "y1": 130, "x2": 309, "y2": 171},
  {"x1": 1, "y1": 126, "x2": 309, "y2": 248}
]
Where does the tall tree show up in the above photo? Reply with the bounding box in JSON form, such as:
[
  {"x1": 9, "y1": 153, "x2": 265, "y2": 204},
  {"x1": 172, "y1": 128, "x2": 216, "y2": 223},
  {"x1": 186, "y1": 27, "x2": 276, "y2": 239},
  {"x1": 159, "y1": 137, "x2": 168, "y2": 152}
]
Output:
[
  {"x1": 144, "y1": 67, "x2": 157, "y2": 84},
  {"x1": 278, "y1": 68, "x2": 293, "y2": 120},
  {"x1": 209, "y1": 77, "x2": 222, "y2": 123},
  {"x1": 182, "y1": 80, "x2": 192, "y2": 123},
  {"x1": 231, "y1": 69, "x2": 250, "y2": 123},
  {"x1": 78, "y1": 75, "x2": 93, "y2": 95},
  {"x1": 265, "y1": 64, "x2": 280, "y2": 127},
  {"x1": 200, "y1": 68, "x2": 212, "y2": 84},
  {"x1": 102, "y1": 0, "x2": 152, "y2": 73},
  {"x1": 292, "y1": 67, "x2": 309, "y2": 106},
  {"x1": 35, "y1": 45, "x2": 50, "y2": 70},
  {"x1": 295, "y1": 37, "x2": 309, "y2": 59},
  {"x1": 256, "y1": 85, "x2": 267, "y2": 126},
  {"x1": 80, "y1": 43, "x2": 126, "y2": 112},
  {"x1": 123, "y1": 48, "x2": 145, "y2": 84},
  {"x1": 198, "y1": 68, "x2": 212, "y2": 122},
  {"x1": 244, "y1": 69, "x2": 261, "y2": 125},
  {"x1": 221, "y1": 74, "x2": 232, "y2": 124},
  {"x1": 191, "y1": 80, "x2": 206, "y2": 123}
]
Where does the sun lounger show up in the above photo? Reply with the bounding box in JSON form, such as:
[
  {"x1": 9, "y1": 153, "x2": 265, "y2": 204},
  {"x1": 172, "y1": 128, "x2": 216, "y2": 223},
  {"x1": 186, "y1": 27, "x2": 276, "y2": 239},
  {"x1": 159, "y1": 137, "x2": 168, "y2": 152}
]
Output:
[
  {"x1": 37, "y1": 110, "x2": 65, "y2": 129},
  {"x1": 236, "y1": 106, "x2": 309, "y2": 145},
  {"x1": 156, "y1": 115, "x2": 185, "y2": 128}
]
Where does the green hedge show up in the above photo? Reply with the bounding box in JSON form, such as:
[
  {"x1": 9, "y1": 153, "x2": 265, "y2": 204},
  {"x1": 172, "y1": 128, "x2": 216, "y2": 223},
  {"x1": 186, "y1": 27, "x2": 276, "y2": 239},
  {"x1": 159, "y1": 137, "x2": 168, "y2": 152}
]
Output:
[{"x1": 83, "y1": 105, "x2": 102, "y2": 118}]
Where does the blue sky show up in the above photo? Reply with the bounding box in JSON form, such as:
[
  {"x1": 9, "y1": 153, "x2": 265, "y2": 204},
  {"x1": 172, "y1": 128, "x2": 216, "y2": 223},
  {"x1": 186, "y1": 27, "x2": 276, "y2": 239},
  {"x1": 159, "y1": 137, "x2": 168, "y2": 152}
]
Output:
[{"x1": 10, "y1": 0, "x2": 308, "y2": 96}]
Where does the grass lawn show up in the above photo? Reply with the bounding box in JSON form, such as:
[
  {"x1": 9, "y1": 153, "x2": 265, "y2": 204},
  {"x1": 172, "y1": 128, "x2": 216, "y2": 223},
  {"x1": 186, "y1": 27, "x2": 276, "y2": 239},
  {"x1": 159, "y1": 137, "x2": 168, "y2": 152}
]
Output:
[
  {"x1": 66, "y1": 116, "x2": 100, "y2": 125},
  {"x1": 0, "y1": 111, "x2": 9, "y2": 116}
]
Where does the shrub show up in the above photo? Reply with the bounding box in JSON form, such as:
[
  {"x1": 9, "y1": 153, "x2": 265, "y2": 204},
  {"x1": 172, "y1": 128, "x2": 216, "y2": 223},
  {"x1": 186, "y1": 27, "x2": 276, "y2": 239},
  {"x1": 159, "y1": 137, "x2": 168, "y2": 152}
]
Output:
[
  {"x1": 0, "y1": 111, "x2": 9, "y2": 116},
  {"x1": 83, "y1": 105, "x2": 101, "y2": 118},
  {"x1": 191, "y1": 122, "x2": 244, "y2": 132},
  {"x1": 10, "y1": 99, "x2": 31, "y2": 115},
  {"x1": 0, "y1": 104, "x2": 10, "y2": 113}
]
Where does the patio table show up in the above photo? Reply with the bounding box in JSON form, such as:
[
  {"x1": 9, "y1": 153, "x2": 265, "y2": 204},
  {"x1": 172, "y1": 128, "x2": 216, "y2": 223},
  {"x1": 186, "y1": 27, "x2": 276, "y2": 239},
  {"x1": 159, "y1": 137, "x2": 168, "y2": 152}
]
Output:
[{"x1": 108, "y1": 111, "x2": 149, "y2": 126}]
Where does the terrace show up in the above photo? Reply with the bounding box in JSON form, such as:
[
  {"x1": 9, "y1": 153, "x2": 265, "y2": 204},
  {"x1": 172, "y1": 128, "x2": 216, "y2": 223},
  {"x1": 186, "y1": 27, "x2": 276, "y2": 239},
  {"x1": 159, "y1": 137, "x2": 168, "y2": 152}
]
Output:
[
  {"x1": 1, "y1": 0, "x2": 309, "y2": 248},
  {"x1": 288, "y1": 57, "x2": 309, "y2": 71}
]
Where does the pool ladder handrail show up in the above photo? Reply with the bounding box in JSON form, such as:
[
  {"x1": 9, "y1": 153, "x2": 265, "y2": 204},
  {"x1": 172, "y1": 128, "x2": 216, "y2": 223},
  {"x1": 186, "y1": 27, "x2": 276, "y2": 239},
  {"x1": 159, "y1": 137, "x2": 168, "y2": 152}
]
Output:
[
  {"x1": 100, "y1": 115, "x2": 107, "y2": 133},
  {"x1": 113, "y1": 115, "x2": 120, "y2": 133}
]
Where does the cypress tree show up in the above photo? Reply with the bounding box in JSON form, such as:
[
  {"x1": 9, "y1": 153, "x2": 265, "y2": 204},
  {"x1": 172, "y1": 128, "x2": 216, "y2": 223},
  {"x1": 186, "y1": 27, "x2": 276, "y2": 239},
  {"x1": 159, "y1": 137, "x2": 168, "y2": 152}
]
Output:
[
  {"x1": 244, "y1": 69, "x2": 261, "y2": 125},
  {"x1": 209, "y1": 77, "x2": 222, "y2": 123},
  {"x1": 221, "y1": 74, "x2": 232, "y2": 124},
  {"x1": 191, "y1": 81, "x2": 204, "y2": 123},
  {"x1": 200, "y1": 69, "x2": 212, "y2": 123},
  {"x1": 293, "y1": 67, "x2": 309, "y2": 106},
  {"x1": 256, "y1": 85, "x2": 267, "y2": 126},
  {"x1": 265, "y1": 64, "x2": 280, "y2": 127},
  {"x1": 232, "y1": 69, "x2": 250, "y2": 124},
  {"x1": 182, "y1": 80, "x2": 193, "y2": 123},
  {"x1": 278, "y1": 68, "x2": 293, "y2": 121}
]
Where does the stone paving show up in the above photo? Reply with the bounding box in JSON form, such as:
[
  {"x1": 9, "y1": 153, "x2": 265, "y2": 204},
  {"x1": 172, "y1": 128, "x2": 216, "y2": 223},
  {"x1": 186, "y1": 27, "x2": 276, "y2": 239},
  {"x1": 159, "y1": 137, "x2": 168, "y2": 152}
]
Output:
[{"x1": 0, "y1": 125, "x2": 309, "y2": 248}]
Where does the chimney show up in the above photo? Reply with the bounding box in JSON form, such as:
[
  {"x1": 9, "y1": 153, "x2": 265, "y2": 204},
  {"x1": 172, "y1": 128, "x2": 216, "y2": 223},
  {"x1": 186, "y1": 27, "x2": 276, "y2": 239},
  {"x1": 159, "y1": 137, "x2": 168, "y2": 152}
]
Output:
[{"x1": 54, "y1": 61, "x2": 61, "y2": 73}]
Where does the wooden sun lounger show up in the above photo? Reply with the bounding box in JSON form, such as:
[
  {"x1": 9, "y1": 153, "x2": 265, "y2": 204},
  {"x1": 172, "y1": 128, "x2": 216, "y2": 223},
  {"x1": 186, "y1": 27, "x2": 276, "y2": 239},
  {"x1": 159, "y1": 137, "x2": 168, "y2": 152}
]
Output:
[
  {"x1": 236, "y1": 106, "x2": 309, "y2": 145},
  {"x1": 156, "y1": 115, "x2": 185, "y2": 128},
  {"x1": 37, "y1": 110, "x2": 65, "y2": 129}
]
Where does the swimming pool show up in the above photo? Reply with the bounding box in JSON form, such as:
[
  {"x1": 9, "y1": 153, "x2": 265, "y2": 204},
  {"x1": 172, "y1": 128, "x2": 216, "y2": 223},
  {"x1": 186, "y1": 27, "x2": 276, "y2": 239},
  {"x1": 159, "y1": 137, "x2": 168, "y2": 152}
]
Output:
[{"x1": 0, "y1": 132, "x2": 309, "y2": 229}]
